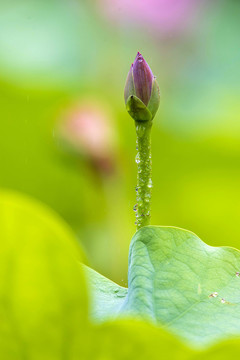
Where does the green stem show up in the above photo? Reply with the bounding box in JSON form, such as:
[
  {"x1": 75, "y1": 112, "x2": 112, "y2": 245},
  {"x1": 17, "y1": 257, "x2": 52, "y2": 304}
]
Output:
[{"x1": 134, "y1": 120, "x2": 152, "y2": 230}]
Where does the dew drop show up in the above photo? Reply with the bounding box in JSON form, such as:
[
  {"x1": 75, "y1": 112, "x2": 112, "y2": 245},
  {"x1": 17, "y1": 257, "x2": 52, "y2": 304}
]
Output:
[
  {"x1": 135, "y1": 153, "x2": 140, "y2": 164},
  {"x1": 147, "y1": 179, "x2": 153, "y2": 189}
]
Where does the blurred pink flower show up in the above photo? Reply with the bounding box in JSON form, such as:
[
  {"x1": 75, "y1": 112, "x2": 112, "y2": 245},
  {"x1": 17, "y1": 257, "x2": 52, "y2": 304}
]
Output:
[
  {"x1": 97, "y1": 0, "x2": 203, "y2": 35},
  {"x1": 58, "y1": 100, "x2": 116, "y2": 175}
]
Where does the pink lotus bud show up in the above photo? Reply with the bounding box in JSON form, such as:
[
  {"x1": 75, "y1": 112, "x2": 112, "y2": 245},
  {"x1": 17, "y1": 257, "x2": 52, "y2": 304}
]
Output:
[{"x1": 124, "y1": 52, "x2": 160, "y2": 121}]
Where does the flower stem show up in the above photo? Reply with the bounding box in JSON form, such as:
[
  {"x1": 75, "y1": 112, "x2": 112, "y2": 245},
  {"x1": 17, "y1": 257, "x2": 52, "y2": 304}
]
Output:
[{"x1": 134, "y1": 120, "x2": 152, "y2": 230}]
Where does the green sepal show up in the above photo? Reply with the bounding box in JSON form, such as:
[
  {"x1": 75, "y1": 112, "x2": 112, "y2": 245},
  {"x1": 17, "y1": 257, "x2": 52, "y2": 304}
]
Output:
[
  {"x1": 147, "y1": 77, "x2": 160, "y2": 120},
  {"x1": 124, "y1": 68, "x2": 136, "y2": 104},
  {"x1": 126, "y1": 95, "x2": 152, "y2": 122}
]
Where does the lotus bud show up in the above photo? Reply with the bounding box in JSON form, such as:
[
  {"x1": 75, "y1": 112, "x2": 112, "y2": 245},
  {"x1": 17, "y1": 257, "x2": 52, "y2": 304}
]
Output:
[{"x1": 124, "y1": 52, "x2": 160, "y2": 121}]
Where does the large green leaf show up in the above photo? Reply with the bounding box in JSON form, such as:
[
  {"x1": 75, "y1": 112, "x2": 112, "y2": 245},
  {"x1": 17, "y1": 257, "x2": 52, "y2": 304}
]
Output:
[
  {"x1": 0, "y1": 190, "x2": 88, "y2": 359},
  {"x1": 3, "y1": 190, "x2": 240, "y2": 359},
  {"x1": 86, "y1": 226, "x2": 240, "y2": 347}
]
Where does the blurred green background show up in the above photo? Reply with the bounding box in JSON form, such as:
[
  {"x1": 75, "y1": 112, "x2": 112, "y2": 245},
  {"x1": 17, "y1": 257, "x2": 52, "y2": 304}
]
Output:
[{"x1": 1, "y1": 0, "x2": 240, "y2": 284}]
